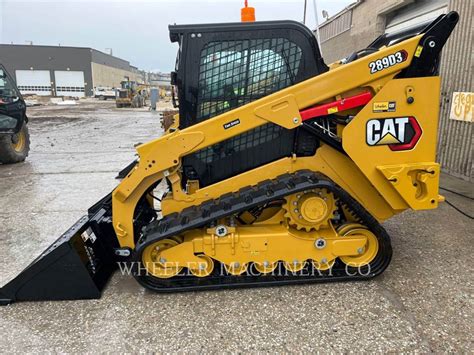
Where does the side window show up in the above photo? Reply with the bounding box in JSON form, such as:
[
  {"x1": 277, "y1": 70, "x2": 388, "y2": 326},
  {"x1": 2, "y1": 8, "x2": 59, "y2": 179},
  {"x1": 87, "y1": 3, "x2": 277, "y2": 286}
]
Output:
[
  {"x1": 0, "y1": 67, "x2": 21, "y2": 102},
  {"x1": 197, "y1": 38, "x2": 302, "y2": 120}
]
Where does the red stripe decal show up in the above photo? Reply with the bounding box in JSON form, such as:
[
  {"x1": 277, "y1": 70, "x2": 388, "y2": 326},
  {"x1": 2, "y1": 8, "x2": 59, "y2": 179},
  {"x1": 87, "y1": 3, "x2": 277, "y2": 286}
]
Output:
[{"x1": 300, "y1": 91, "x2": 373, "y2": 121}]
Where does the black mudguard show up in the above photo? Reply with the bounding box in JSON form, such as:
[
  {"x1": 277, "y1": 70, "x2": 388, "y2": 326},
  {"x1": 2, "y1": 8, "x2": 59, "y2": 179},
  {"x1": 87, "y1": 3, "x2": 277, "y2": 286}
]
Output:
[{"x1": 0, "y1": 194, "x2": 118, "y2": 305}]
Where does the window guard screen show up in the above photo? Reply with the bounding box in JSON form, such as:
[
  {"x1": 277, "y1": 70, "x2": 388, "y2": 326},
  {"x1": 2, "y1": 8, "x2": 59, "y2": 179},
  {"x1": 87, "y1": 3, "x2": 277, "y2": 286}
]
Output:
[
  {"x1": 197, "y1": 38, "x2": 303, "y2": 121},
  {"x1": 193, "y1": 124, "x2": 286, "y2": 164}
]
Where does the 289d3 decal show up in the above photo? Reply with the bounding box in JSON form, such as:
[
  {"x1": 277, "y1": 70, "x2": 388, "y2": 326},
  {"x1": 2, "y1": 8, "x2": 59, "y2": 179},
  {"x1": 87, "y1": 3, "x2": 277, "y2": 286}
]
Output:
[
  {"x1": 366, "y1": 116, "x2": 422, "y2": 151},
  {"x1": 369, "y1": 50, "x2": 408, "y2": 74}
]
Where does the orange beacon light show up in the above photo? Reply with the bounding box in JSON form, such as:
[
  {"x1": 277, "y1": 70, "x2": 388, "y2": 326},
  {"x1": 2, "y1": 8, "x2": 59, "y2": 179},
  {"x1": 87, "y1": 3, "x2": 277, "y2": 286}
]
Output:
[{"x1": 241, "y1": 0, "x2": 256, "y2": 22}]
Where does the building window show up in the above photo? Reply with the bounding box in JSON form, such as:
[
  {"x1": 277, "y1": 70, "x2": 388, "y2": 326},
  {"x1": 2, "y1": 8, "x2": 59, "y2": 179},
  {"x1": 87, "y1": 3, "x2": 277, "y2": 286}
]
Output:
[
  {"x1": 319, "y1": 10, "x2": 352, "y2": 43},
  {"x1": 18, "y1": 85, "x2": 51, "y2": 92}
]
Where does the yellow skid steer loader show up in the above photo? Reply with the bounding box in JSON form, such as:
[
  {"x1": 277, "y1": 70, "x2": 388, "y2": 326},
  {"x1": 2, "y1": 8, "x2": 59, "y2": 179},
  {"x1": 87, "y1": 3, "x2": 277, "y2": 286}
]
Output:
[{"x1": 0, "y1": 12, "x2": 459, "y2": 304}]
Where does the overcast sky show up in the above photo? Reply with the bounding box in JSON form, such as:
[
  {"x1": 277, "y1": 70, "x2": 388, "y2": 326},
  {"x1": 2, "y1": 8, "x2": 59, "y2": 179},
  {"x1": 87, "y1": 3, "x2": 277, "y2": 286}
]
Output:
[{"x1": 0, "y1": 0, "x2": 354, "y2": 71}]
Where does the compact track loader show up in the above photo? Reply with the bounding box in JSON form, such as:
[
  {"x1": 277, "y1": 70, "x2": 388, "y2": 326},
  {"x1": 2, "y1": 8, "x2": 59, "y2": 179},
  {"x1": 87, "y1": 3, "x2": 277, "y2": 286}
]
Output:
[{"x1": 0, "y1": 12, "x2": 459, "y2": 304}]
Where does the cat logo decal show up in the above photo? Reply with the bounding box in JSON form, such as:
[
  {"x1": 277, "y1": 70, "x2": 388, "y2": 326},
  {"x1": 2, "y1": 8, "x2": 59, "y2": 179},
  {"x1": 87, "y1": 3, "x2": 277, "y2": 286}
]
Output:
[{"x1": 366, "y1": 117, "x2": 422, "y2": 151}]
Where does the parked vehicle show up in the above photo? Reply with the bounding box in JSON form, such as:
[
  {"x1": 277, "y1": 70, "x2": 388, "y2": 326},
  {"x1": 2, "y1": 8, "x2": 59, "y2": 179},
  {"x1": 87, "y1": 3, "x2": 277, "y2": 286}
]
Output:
[
  {"x1": 0, "y1": 64, "x2": 30, "y2": 164},
  {"x1": 94, "y1": 86, "x2": 116, "y2": 100}
]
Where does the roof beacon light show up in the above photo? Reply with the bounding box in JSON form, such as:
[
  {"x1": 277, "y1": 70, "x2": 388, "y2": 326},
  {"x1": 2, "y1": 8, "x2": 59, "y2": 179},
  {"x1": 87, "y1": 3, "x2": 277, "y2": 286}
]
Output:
[{"x1": 241, "y1": 0, "x2": 255, "y2": 22}]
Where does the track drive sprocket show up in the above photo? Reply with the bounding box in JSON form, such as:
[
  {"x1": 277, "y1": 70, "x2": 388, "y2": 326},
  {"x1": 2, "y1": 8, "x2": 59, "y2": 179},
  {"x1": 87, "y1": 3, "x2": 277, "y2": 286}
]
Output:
[{"x1": 282, "y1": 188, "x2": 336, "y2": 231}]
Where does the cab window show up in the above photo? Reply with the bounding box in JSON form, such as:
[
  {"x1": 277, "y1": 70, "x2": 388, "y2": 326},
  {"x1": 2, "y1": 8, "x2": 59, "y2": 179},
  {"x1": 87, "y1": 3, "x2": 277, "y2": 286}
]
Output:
[
  {"x1": 0, "y1": 66, "x2": 21, "y2": 103},
  {"x1": 197, "y1": 38, "x2": 302, "y2": 121}
]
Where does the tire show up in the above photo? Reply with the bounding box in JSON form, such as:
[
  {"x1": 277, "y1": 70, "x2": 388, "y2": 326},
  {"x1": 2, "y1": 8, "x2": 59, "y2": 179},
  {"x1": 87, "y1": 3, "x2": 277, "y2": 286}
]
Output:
[
  {"x1": 99, "y1": 95, "x2": 105, "y2": 100},
  {"x1": 0, "y1": 123, "x2": 30, "y2": 164}
]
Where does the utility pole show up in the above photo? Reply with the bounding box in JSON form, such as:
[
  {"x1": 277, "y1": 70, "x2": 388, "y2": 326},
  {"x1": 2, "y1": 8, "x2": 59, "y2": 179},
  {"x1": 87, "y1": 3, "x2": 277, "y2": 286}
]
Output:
[
  {"x1": 312, "y1": 0, "x2": 323, "y2": 56},
  {"x1": 303, "y1": 0, "x2": 307, "y2": 24}
]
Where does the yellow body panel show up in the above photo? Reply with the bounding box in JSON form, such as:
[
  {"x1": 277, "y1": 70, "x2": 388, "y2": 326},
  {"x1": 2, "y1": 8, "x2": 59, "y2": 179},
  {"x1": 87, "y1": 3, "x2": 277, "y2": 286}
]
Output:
[
  {"x1": 343, "y1": 77, "x2": 441, "y2": 210},
  {"x1": 111, "y1": 34, "x2": 436, "y2": 249},
  {"x1": 161, "y1": 145, "x2": 396, "y2": 221}
]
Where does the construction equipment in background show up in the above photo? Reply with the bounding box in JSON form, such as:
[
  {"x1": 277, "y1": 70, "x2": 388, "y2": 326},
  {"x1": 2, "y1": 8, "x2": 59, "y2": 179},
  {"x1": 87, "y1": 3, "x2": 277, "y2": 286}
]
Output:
[
  {"x1": 0, "y1": 64, "x2": 30, "y2": 164},
  {"x1": 159, "y1": 88, "x2": 168, "y2": 99},
  {"x1": 115, "y1": 78, "x2": 149, "y2": 108},
  {"x1": 0, "y1": 11, "x2": 459, "y2": 304}
]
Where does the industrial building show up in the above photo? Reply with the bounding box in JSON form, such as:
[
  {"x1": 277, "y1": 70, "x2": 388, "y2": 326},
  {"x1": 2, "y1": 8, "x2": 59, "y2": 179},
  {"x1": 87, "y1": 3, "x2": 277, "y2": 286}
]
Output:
[
  {"x1": 148, "y1": 72, "x2": 172, "y2": 91},
  {"x1": 0, "y1": 44, "x2": 144, "y2": 97},
  {"x1": 316, "y1": 0, "x2": 473, "y2": 181}
]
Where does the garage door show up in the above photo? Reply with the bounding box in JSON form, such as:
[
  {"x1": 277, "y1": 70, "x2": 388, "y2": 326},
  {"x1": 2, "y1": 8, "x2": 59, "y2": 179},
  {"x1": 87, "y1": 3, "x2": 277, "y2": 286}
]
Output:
[
  {"x1": 54, "y1": 71, "x2": 85, "y2": 97},
  {"x1": 15, "y1": 70, "x2": 52, "y2": 96},
  {"x1": 385, "y1": 0, "x2": 448, "y2": 34}
]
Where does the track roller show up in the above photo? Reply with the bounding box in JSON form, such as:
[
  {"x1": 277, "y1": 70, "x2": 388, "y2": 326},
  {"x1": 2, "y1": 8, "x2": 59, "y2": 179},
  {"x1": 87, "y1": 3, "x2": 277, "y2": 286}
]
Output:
[{"x1": 142, "y1": 239, "x2": 183, "y2": 278}]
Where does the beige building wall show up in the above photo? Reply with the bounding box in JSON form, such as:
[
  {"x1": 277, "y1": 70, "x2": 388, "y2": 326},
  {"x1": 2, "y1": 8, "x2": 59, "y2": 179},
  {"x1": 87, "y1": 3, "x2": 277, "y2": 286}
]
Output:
[
  {"x1": 320, "y1": 31, "x2": 352, "y2": 65},
  {"x1": 91, "y1": 62, "x2": 142, "y2": 89},
  {"x1": 319, "y1": 0, "x2": 421, "y2": 63},
  {"x1": 437, "y1": 0, "x2": 473, "y2": 181},
  {"x1": 317, "y1": 0, "x2": 473, "y2": 181}
]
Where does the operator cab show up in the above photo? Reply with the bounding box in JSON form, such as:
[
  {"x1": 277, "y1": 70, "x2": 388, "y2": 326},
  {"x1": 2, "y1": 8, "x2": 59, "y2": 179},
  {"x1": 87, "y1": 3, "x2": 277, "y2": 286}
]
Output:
[
  {"x1": 169, "y1": 21, "x2": 328, "y2": 187},
  {"x1": 0, "y1": 64, "x2": 26, "y2": 135},
  {"x1": 170, "y1": 20, "x2": 328, "y2": 128},
  {"x1": 120, "y1": 80, "x2": 138, "y2": 90}
]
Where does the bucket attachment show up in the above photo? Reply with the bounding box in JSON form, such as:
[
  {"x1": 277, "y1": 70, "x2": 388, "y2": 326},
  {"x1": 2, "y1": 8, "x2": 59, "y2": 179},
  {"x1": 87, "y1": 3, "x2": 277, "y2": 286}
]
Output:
[
  {"x1": 0, "y1": 195, "x2": 118, "y2": 305},
  {"x1": 116, "y1": 159, "x2": 137, "y2": 180}
]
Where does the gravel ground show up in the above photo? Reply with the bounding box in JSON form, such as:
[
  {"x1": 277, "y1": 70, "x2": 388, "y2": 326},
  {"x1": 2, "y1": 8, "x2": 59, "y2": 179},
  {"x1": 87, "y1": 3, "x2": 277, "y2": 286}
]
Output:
[{"x1": 0, "y1": 99, "x2": 472, "y2": 352}]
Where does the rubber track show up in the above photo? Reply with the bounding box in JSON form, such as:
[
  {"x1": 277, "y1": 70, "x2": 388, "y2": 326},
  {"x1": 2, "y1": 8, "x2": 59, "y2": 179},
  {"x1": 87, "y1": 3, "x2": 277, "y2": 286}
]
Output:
[{"x1": 132, "y1": 171, "x2": 392, "y2": 292}]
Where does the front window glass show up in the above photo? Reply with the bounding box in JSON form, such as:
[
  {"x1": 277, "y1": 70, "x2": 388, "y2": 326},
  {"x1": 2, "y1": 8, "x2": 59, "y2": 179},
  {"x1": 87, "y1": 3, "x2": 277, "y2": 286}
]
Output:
[
  {"x1": 174, "y1": 39, "x2": 181, "y2": 72},
  {"x1": 0, "y1": 66, "x2": 21, "y2": 103}
]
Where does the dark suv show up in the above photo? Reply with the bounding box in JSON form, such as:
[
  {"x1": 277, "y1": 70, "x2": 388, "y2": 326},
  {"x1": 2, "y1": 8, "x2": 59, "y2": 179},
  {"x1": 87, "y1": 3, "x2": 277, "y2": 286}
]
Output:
[{"x1": 0, "y1": 64, "x2": 29, "y2": 164}]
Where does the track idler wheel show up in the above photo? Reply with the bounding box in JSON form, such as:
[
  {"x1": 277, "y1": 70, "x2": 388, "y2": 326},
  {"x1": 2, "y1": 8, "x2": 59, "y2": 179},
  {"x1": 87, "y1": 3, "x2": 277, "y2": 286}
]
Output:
[
  {"x1": 337, "y1": 224, "x2": 379, "y2": 267},
  {"x1": 142, "y1": 239, "x2": 183, "y2": 278}
]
